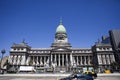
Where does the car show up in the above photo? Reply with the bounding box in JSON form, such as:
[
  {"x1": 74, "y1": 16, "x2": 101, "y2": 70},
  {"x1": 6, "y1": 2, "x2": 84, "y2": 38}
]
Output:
[
  {"x1": 59, "y1": 72, "x2": 93, "y2": 80},
  {"x1": 84, "y1": 71, "x2": 97, "y2": 78},
  {"x1": 104, "y1": 69, "x2": 111, "y2": 74}
]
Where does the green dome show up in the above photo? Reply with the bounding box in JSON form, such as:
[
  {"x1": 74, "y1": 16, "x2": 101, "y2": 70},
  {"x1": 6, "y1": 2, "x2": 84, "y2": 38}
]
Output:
[{"x1": 56, "y1": 24, "x2": 66, "y2": 33}]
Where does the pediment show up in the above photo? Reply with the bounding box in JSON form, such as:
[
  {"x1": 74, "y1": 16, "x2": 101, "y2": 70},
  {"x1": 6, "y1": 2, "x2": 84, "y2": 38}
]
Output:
[
  {"x1": 52, "y1": 47, "x2": 71, "y2": 52},
  {"x1": 57, "y1": 48, "x2": 67, "y2": 51}
]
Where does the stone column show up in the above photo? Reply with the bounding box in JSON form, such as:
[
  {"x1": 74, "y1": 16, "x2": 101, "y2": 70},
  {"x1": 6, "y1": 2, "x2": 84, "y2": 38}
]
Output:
[
  {"x1": 109, "y1": 55, "x2": 111, "y2": 64},
  {"x1": 19, "y1": 56, "x2": 22, "y2": 65},
  {"x1": 101, "y1": 55, "x2": 103, "y2": 64},
  {"x1": 39, "y1": 56, "x2": 41, "y2": 65},
  {"x1": 112, "y1": 55, "x2": 115, "y2": 62},
  {"x1": 66, "y1": 54, "x2": 68, "y2": 66},
  {"x1": 70, "y1": 53, "x2": 73, "y2": 66},
  {"x1": 36, "y1": 56, "x2": 38, "y2": 65},
  {"x1": 84, "y1": 56, "x2": 86, "y2": 65},
  {"x1": 33, "y1": 56, "x2": 35, "y2": 65},
  {"x1": 51, "y1": 54, "x2": 53, "y2": 63},
  {"x1": 51, "y1": 54, "x2": 53, "y2": 65},
  {"x1": 37, "y1": 56, "x2": 38, "y2": 62},
  {"x1": 88, "y1": 56, "x2": 90, "y2": 65},
  {"x1": 59, "y1": 54, "x2": 60, "y2": 66},
  {"x1": 17, "y1": 55, "x2": 20, "y2": 65},
  {"x1": 110, "y1": 55, "x2": 115, "y2": 63},
  {"x1": 102, "y1": 55, "x2": 106, "y2": 64},
  {"x1": 44, "y1": 56, "x2": 46, "y2": 65},
  {"x1": 55, "y1": 54, "x2": 56, "y2": 63},
  {"x1": 55, "y1": 54, "x2": 57, "y2": 66},
  {"x1": 77, "y1": 56, "x2": 79, "y2": 65},
  {"x1": 13, "y1": 55, "x2": 16, "y2": 65},
  {"x1": 46, "y1": 56, "x2": 49, "y2": 64},
  {"x1": 40, "y1": 56, "x2": 43, "y2": 65},
  {"x1": 10, "y1": 55, "x2": 13, "y2": 64},
  {"x1": 106, "y1": 55, "x2": 110, "y2": 64},
  {"x1": 78, "y1": 56, "x2": 80, "y2": 65},
  {"x1": 86, "y1": 56, "x2": 88, "y2": 65},
  {"x1": 81, "y1": 56, "x2": 83, "y2": 65},
  {"x1": 62, "y1": 54, "x2": 64, "y2": 67},
  {"x1": 98, "y1": 55, "x2": 102, "y2": 65}
]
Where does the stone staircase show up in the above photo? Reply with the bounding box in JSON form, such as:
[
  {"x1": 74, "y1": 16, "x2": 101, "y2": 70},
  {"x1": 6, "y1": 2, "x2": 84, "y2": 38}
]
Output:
[{"x1": 55, "y1": 67, "x2": 67, "y2": 72}]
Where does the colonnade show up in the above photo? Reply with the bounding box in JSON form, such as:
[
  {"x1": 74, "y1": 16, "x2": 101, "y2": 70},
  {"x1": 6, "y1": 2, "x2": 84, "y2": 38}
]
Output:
[
  {"x1": 9, "y1": 54, "x2": 115, "y2": 68},
  {"x1": 73, "y1": 56, "x2": 92, "y2": 66},
  {"x1": 9, "y1": 54, "x2": 93, "y2": 66},
  {"x1": 9, "y1": 55, "x2": 26, "y2": 65},
  {"x1": 31, "y1": 56, "x2": 49, "y2": 66},
  {"x1": 51, "y1": 54, "x2": 71, "y2": 67},
  {"x1": 97, "y1": 54, "x2": 115, "y2": 65}
]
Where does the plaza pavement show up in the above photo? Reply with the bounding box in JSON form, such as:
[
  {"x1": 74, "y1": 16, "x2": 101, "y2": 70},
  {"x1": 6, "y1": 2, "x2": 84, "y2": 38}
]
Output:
[
  {"x1": 0, "y1": 73, "x2": 120, "y2": 80},
  {"x1": 0, "y1": 73, "x2": 70, "y2": 78},
  {"x1": 0, "y1": 73, "x2": 120, "y2": 77}
]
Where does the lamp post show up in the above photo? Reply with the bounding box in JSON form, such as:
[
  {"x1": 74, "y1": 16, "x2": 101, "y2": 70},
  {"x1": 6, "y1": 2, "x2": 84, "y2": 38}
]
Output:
[{"x1": 0, "y1": 49, "x2": 6, "y2": 73}]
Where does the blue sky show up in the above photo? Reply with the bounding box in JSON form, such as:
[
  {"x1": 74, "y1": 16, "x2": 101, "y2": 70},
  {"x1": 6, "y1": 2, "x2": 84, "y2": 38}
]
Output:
[{"x1": 0, "y1": 0, "x2": 120, "y2": 56}]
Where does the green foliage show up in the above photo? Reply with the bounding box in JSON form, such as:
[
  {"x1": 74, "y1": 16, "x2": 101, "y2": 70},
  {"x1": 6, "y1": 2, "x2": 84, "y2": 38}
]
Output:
[
  {"x1": 110, "y1": 62, "x2": 120, "y2": 70},
  {"x1": 3, "y1": 59, "x2": 8, "y2": 67},
  {"x1": 29, "y1": 59, "x2": 33, "y2": 65}
]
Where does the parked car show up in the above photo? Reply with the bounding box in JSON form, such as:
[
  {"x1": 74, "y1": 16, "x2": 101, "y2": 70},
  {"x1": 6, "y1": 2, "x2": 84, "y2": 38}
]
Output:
[
  {"x1": 59, "y1": 72, "x2": 93, "y2": 80},
  {"x1": 84, "y1": 70, "x2": 97, "y2": 78},
  {"x1": 104, "y1": 69, "x2": 111, "y2": 74}
]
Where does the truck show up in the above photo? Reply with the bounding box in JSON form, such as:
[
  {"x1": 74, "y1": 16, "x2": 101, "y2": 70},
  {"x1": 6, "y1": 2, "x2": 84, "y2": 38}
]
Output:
[{"x1": 18, "y1": 66, "x2": 36, "y2": 73}]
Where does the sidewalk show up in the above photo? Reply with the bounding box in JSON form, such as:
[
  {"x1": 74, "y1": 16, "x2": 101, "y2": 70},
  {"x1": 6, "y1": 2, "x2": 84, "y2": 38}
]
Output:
[
  {"x1": 97, "y1": 73, "x2": 120, "y2": 77},
  {"x1": 0, "y1": 73, "x2": 120, "y2": 77},
  {"x1": 0, "y1": 73, "x2": 70, "y2": 77}
]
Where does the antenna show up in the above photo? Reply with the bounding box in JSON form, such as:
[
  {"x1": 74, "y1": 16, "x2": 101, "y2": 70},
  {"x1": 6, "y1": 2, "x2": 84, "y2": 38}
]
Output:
[
  {"x1": 22, "y1": 39, "x2": 25, "y2": 43},
  {"x1": 60, "y1": 17, "x2": 62, "y2": 25},
  {"x1": 98, "y1": 39, "x2": 101, "y2": 43}
]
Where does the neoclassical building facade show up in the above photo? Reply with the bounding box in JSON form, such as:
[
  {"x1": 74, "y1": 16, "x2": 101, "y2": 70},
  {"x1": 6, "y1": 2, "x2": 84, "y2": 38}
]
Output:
[{"x1": 8, "y1": 21, "x2": 115, "y2": 72}]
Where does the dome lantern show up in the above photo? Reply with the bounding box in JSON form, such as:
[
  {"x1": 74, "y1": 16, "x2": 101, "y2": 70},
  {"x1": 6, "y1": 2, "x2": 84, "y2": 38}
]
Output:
[{"x1": 56, "y1": 19, "x2": 66, "y2": 33}]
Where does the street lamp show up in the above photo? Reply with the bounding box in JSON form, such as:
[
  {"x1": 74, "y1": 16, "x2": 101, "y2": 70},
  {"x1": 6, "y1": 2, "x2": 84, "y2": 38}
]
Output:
[{"x1": 0, "y1": 49, "x2": 6, "y2": 73}]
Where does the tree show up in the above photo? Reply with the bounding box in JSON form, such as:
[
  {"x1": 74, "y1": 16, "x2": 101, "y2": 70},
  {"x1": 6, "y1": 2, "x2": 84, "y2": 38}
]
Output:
[
  {"x1": 3, "y1": 60, "x2": 10, "y2": 71},
  {"x1": 110, "y1": 62, "x2": 120, "y2": 70}
]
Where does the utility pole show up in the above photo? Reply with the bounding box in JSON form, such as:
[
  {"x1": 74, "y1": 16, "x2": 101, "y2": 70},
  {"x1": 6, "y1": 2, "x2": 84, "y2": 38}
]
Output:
[{"x1": 0, "y1": 49, "x2": 6, "y2": 74}]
